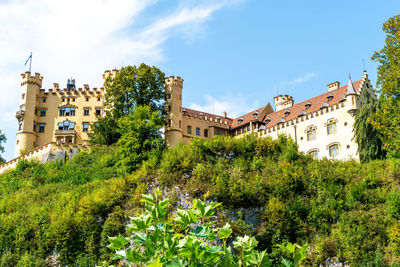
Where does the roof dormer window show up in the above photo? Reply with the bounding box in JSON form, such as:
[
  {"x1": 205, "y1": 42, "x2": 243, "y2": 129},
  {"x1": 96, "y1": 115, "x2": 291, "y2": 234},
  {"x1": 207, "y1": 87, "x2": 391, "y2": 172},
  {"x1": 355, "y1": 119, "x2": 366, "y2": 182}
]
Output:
[
  {"x1": 278, "y1": 118, "x2": 286, "y2": 124},
  {"x1": 238, "y1": 117, "x2": 244, "y2": 124},
  {"x1": 320, "y1": 102, "x2": 329, "y2": 109},
  {"x1": 284, "y1": 108, "x2": 291, "y2": 117},
  {"x1": 327, "y1": 92, "x2": 334, "y2": 102},
  {"x1": 305, "y1": 101, "x2": 311, "y2": 110},
  {"x1": 265, "y1": 117, "x2": 271, "y2": 124},
  {"x1": 253, "y1": 111, "x2": 259, "y2": 117},
  {"x1": 298, "y1": 110, "x2": 306, "y2": 117}
]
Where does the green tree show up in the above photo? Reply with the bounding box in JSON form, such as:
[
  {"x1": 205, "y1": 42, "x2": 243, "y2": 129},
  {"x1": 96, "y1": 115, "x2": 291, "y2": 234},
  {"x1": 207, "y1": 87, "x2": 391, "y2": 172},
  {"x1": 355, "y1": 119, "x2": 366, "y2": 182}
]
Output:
[
  {"x1": 353, "y1": 88, "x2": 386, "y2": 162},
  {"x1": 371, "y1": 14, "x2": 400, "y2": 156},
  {"x1": 0, "y1": 130, "x2": 6, "y2": 164},
  {"x1": 90, "y1": 64, "x2": 165, "y2": 145},
  {"x1": 115, "y1": 105, "x2": 164, "y2": 174}
]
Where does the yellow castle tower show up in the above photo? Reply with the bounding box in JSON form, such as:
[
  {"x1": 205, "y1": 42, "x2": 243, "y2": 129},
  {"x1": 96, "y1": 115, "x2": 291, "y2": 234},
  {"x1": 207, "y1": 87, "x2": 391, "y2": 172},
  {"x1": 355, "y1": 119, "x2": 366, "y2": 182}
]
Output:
[
  {"x1": 15, "y1": 72, "x2": 43, "y2": 157},
  {"x1": 164, "y1": 76, "x2": 183, "y2": 147}
]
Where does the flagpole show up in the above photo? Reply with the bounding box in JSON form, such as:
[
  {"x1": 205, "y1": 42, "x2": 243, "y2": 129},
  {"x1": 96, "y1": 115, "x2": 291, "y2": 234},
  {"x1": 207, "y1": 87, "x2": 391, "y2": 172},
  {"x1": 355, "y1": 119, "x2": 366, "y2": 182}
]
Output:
[{"x1": 29, "y1": 52, "x2": 32, "y2": 73}]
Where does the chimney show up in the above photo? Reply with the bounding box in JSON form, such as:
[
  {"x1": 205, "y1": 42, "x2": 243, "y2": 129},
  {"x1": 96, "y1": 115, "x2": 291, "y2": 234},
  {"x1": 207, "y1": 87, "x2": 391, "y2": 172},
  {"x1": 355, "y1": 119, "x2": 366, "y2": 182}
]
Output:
[
  {"x1": 327, "y1": 81, "x2": 340, "y2": 92},
  {"x1": 223, "y1": 111, "x2": 227, "y2": 118}
]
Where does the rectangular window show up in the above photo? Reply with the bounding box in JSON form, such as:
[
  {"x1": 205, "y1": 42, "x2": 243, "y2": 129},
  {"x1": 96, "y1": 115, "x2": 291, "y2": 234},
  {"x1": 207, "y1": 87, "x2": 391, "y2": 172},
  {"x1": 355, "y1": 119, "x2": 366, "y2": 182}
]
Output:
[
  {"x1": 84, "y1": 108, "x2": 89, "y2": 116},
  {"x1": 214, "y1": 128, "x2": 225, "y2": 136},
  {"x1": 83, "y1": 122, "x2": 89, "y2": 132},
  {"x1": 196, "y1": 127, "x2": 200, "y2": 136},
  {"x1": 42, "y1": 98, "x2": 46, "y2": 103},
  {"x1": 18, "y1": 121, "x2": 23, "y2": 131},
  {"x1": 33, "y1": 122, "x2": 37, "y2": 131},
  {"x1": 86, "y1": 97, "x2": 89, "y2": 102},
  {"x1": 97, "y1": 97, "x2": 101, "y2": 101},
  {"x1": 96, "y1": 108, "x2": 101, "y2": 115},
  {"x1": 38, "y1": 123, "x2": 45, "y2": 133},
  {"x1": 187, "y1": 126, "x2": 192, "y2": 134},
  {"x1": 204, "y1": 129, "x2": 208, "y2": 137},
  {"x1": 40, "y1": 109, "x2": 46, "y2": 117}
]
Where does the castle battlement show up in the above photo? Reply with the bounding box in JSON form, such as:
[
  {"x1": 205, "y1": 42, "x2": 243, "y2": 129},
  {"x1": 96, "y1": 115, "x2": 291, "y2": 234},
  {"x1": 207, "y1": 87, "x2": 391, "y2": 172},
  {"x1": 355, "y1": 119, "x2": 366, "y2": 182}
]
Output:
[
  {"x1": 21, "y1": 71, "x2": 43, "y2": 86},
  {"x1": 165, "y1": 76, "x2": 184, "y2": 87},
  {"x1": 39, "y1": 86, "x2": 105, "y2": 95},
  {"x1": 103, "y1": 69, "x2": 119, "y2": 80}
]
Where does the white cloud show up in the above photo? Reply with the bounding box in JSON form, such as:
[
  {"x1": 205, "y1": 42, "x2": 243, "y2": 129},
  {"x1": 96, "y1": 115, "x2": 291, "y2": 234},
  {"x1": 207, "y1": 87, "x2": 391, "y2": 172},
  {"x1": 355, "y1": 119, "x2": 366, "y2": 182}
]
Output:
[
  {"x1": 189, "y1": 94, "x2": 260, "y2": 119},
  {"x1": 0, "y1": 0, "x2": 238, "y2": 160},
  {"x1": 279, "y1": 72, "x2": 319, "y2": 88}
]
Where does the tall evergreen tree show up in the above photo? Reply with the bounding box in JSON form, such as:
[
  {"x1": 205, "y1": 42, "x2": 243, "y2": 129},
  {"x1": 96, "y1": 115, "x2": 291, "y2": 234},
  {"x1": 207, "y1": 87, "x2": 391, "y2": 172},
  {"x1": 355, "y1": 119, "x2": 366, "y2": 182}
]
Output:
[
  {"x1": 353, "y1": 88, "x2": 385, "y2": 162},
  {"x1": 371, "y1": 14, "x2": 400, "y2": 157}
]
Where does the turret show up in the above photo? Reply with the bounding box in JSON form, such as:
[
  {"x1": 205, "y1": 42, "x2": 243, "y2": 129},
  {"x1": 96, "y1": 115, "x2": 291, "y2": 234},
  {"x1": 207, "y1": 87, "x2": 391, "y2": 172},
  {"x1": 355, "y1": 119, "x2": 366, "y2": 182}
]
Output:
[
  {"x1": 15, "y1": 72, "x2": 43, "y2": 156},
  {"x1": 164, "y1": 76, "x2": 183, "y2": 147},
  {"x1": 345, "y1": 74, "x2": 359, "y2": 116},
  {"x1": 274, "y1": 94, "x2": 294, "y2": 111}
]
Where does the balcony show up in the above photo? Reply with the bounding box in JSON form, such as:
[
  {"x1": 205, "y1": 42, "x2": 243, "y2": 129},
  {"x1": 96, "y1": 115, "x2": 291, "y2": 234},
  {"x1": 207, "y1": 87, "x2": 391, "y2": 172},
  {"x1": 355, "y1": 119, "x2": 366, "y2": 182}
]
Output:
[
  {"x1": 55, "y1": 129, "x2": 76, "y2": 136},
  {"x1": 15, "y1": 110, "x2": 25, "y2": 120}
]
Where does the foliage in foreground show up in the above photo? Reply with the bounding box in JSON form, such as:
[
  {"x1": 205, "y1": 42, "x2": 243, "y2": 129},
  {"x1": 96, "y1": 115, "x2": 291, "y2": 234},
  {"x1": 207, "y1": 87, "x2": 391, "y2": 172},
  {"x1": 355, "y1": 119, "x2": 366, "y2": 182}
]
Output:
[
  {"x1": 0, "y1": 135, "x2": 400, "y2": 265},
  {"x1": 108, "y1": 189, "x2": 307, "y2": 266}
]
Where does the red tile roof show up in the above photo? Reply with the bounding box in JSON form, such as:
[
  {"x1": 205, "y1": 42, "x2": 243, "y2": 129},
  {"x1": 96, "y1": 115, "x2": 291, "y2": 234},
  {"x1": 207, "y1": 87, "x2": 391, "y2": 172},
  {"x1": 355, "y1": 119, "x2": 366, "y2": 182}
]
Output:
[
  {"x1": 260, "y1": 79, "x2": 362, "y2": 129},
  {"x1": 230, "y1": 107, "x2": 265, "y2": 129},
  {"x1": 182, "y1": 107, "x2": 233, "y2": 127},
  {"x1": 181, "y1": 79, "x2": 362, "y2": 132}
]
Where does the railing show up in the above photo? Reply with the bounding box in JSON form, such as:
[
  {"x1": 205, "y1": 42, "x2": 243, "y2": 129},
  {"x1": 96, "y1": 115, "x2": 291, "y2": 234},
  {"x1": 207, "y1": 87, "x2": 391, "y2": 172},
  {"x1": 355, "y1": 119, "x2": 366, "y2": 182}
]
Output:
[{"x1": 55, "y1": 129, "x2": 76, "y2": 135}]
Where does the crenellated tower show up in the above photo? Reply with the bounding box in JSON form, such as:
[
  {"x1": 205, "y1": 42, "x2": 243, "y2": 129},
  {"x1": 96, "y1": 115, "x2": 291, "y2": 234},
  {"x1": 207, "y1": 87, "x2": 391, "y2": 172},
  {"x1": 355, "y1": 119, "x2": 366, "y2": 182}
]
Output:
[
  {"x1": 15, "y1": 72, "x2": 43, "y2": 157},
  {"x1": 274, "y1": 94, "x2": 294, "y2": 111},
  {"x1": 164, "y1": 76, "x2": 183, "y2": 147}
]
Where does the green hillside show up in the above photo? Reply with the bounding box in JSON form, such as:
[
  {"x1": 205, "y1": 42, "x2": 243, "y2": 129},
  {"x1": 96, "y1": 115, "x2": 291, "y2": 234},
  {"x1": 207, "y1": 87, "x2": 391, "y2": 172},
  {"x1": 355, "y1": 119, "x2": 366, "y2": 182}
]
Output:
[{"x1": 1, "y1": 135, "x2": 400, "y2": 266}]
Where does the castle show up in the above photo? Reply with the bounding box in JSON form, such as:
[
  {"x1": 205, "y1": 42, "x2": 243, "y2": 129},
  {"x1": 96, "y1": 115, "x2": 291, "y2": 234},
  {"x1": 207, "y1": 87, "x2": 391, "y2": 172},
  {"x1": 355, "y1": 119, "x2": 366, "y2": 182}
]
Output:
[
  {"x1": 165, "y1": 71, "x2": 374, "y2": 160},
  {"x1": 14, "y1": 70, "x2": 118, "y2": 157},
  {"x1": 13, "y1": 69, "x2": 373, "y2": 163}
]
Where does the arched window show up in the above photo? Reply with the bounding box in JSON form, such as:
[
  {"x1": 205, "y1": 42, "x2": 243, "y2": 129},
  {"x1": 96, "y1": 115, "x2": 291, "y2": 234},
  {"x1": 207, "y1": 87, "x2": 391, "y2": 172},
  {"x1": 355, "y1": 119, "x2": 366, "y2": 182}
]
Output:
[
  {"x1": 327, "y1": 120, "x2": 337, "y2": 135},
  {"x1": 308, "y1": 150, "x2": 319, "y2": 160},
  {"x1": 328, "y1": 144, "x2": 339, "y2": 158}
]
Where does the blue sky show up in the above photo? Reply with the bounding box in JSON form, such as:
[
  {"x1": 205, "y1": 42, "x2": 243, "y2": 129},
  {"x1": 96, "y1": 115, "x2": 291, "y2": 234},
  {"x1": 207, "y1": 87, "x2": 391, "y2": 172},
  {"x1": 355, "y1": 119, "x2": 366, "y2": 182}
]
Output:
[{"x1": 0, "y1": 0, "x2": 398, "y2": 161}]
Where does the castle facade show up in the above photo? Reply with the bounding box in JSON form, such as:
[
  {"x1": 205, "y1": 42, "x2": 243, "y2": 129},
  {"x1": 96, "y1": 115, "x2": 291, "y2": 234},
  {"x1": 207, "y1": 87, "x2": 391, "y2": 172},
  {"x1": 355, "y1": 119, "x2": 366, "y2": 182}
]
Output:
[
  {"x1": 15, "y1": 70, "x2": 118, "y2": 157},
  {"x1": 165, "y1": 71, "x2": 374, "y2": 160},
  {"x1": 15, "y1": 69, "x2": 373, "y2": 161}
]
